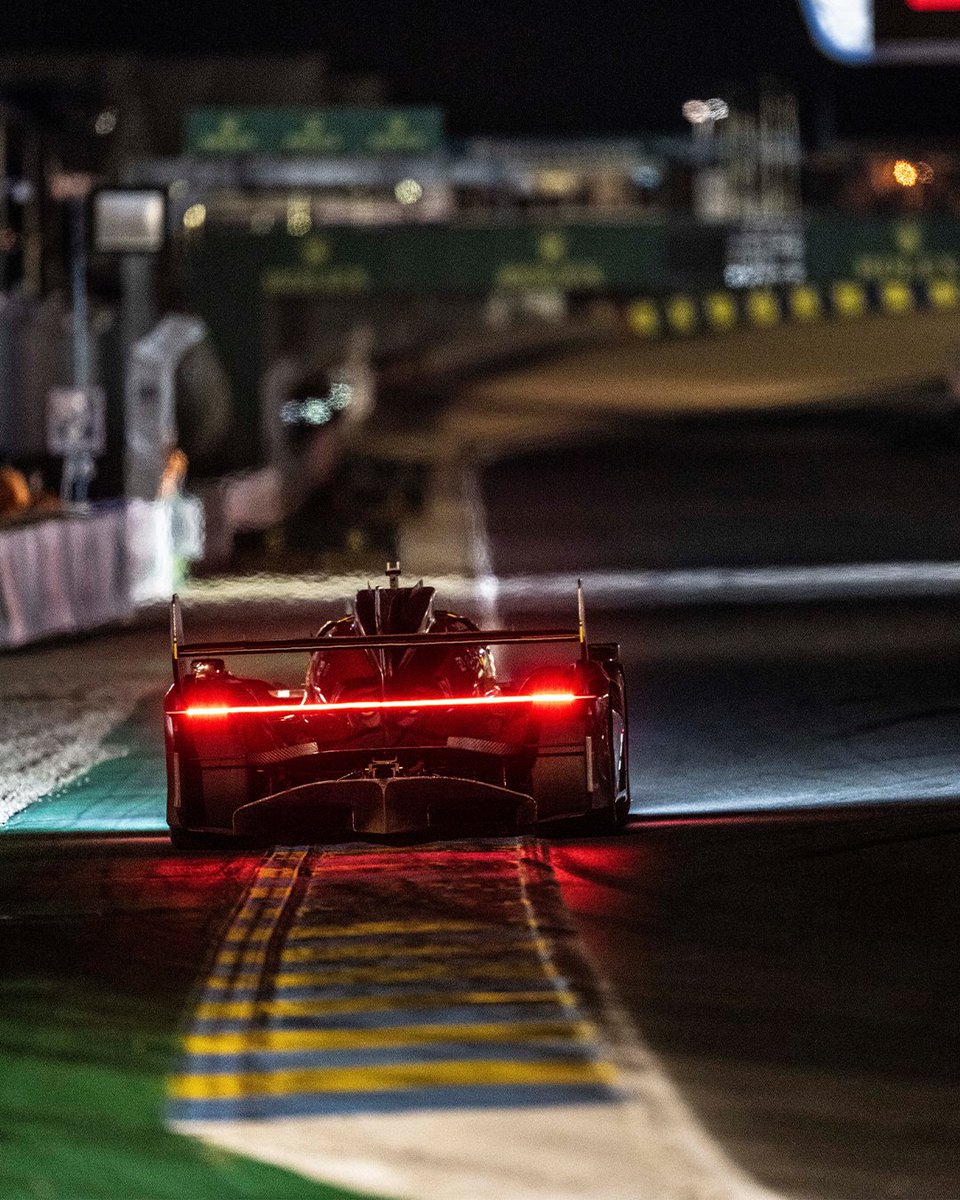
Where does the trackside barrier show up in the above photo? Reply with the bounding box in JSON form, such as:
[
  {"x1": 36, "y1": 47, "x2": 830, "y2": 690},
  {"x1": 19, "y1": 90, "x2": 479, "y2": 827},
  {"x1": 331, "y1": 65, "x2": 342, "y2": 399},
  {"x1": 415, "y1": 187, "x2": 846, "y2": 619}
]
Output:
[
  {"x1": 0, "y1": 497, "x2": 203, "y2": 648},
  {"x1": 626, "y1": 277, "x2": 960, "y2": 340}
]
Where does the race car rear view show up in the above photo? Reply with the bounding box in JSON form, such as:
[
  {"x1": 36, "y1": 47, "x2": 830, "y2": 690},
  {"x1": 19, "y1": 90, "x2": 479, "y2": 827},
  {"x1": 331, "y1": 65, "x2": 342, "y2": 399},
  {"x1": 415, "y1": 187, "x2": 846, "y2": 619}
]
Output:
[{"x1": 164, "y1": 565, "x2": 629, "y2": 846}]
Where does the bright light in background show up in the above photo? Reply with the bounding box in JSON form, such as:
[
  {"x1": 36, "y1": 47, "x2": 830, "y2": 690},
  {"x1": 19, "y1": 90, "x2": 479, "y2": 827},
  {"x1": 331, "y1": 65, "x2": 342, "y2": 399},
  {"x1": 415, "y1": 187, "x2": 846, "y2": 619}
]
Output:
[
  {"x1": 280, "y1": 382, "x2": 354, "y2": 427},
  {"x1": 632, "y1": 163, "x2": 663, "y2": 189},
  {"x1": 682, "y1": 99, "x2": 728, "y2": 127},
  {"x1": 9, "y1": 179, "x2": 34, "y2": 205},
  {"x1": 94, "y1": 109, "x2": 117, "y2": 136},
  {"x1": 394, "y1": 178, "x2": 423, "y2": 205},
  {"x1": 893, "y1": 159, "x2": 919, "y2": 187},
  {"x1": 799, "y1": 0, "x2": 872, "y2": 60},
  {"x1": 682, "y1": 100, "x2": 711, "y2": 125},
  {"x1": 287, "y1": 198, "x2": 312, "y2": 236},
  {"x1": 182, "y1": 203, "x2": 206, "y2": 230}
]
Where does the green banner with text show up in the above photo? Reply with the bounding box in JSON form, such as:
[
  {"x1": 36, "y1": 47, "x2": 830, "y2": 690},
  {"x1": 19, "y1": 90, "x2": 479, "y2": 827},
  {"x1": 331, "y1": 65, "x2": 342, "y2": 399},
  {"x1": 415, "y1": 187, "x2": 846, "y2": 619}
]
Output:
[
  {"x1": 186, "y1": 224, "x2": 668, "y2": 296},
  {"x1": 185, "y1": 107, "x2": 446, "y2": 156},
  {"x1": 806, "y1": 217, "x2": 960, "y2": 283}
]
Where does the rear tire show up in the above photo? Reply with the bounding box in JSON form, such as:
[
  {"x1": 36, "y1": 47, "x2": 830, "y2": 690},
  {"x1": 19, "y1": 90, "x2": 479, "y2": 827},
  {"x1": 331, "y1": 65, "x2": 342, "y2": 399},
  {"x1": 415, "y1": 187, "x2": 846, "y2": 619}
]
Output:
[{"x1": 587, "y1": 689, "x2": 630, "y2": 833}]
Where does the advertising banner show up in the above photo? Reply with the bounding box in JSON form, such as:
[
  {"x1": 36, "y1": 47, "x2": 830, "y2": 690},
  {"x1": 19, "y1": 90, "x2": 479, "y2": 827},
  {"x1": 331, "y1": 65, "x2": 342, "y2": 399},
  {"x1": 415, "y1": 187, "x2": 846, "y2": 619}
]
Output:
[
  {"x1": 185, "y1": 108, "x2": 446, "y2": 156},
  {"x1": 188, "y1": 223, "x2": 669, "y2": 298}
]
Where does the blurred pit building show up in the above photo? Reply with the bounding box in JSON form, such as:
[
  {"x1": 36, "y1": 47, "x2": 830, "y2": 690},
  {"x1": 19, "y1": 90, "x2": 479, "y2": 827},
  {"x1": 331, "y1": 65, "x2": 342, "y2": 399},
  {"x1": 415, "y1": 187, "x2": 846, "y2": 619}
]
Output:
[{"x1": 2, "y1": 53, "x2": 960, "y2": 578}]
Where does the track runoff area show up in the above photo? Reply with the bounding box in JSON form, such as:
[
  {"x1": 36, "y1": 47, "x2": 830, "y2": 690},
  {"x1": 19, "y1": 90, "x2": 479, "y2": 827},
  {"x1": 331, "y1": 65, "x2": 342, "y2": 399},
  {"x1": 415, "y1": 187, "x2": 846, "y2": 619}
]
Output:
[{"x1": 1, "y1": 645, "x2": 778, "y2": 1200}]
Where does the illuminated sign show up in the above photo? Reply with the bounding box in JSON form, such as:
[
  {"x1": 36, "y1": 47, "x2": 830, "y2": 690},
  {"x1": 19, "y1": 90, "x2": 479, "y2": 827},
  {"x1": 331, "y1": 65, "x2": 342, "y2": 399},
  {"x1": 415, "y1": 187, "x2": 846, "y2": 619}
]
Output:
[
  {"x1": 875, "y1": 0, "x2": 960, "y2": 52},
  {"x1": 805, "y1": 217, "x2": 960, "y2": 283},
  {"x1": 185, "y1": 108, "x2": 446, "y2": 156},
  {"x1": 906, "y1": 0, "x2": 960, "y2": 9},
  {"x1": 799, "y1": 0, "x2": 960, "y2": 60},
  {"x1": 796, "y1": 0, "x2": 872, "y2": 62},
  {"x1": 262, "y1": 234, "x2": 370, "y2": 295},
  {"x1": 725, "y1": 221, "x2": 806, "y2": 289},
  {"x1": 494, "y1": 231, "x2": 607, "y2": 291}
]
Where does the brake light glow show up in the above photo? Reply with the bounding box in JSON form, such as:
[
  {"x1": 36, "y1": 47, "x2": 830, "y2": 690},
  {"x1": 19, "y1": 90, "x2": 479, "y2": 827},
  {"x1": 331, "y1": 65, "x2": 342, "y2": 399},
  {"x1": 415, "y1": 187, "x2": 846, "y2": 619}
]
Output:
[{"x1": 180, "y1": 692, "x2": 585, "y2": 718}]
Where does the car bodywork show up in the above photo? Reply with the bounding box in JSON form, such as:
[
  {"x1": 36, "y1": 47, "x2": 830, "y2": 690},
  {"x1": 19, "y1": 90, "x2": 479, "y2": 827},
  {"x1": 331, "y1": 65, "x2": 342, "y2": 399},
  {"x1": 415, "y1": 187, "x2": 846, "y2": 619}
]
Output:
[{"x1": 164, "y1": 572, "x2": 629, "y2": 844}]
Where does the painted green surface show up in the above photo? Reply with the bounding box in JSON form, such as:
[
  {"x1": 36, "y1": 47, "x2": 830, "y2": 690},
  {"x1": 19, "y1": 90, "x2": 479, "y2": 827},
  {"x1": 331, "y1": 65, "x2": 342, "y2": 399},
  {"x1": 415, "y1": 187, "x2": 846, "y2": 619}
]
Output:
[
  {"x1": 4, "y1": 696, "x2": 167, "y2": 834},
  {"x1": 0, "y1": 701, "x2": 376, "y2": 1200},
  {"x1": 0, "y1": 976, "x2": 366, "y2": 1200},
  {"x1": 185, "y1": 106, "x2": 445, "y2": 156}
]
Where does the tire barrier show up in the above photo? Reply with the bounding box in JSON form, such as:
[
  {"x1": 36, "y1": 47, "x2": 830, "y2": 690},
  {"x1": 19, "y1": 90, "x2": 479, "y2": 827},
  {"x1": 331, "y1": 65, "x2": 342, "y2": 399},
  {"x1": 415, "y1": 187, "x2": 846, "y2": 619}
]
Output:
[{"x1": 626, "y1": 277, "x2": 960, "y2": 340}]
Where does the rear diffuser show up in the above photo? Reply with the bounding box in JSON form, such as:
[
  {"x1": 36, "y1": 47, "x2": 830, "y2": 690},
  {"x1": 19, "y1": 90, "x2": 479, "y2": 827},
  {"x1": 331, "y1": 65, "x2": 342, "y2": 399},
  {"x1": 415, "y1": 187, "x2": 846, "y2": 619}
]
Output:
[{"x1": 232, "y1": 776, "x2": 537, "y2": 837}]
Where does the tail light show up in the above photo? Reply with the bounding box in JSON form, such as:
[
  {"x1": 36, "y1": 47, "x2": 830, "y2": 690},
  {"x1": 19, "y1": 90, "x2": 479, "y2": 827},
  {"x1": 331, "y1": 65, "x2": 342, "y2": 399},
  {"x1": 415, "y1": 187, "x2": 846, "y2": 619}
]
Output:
[{"x1": 179, "y1": 692, "x2": 585, "y2": 718}]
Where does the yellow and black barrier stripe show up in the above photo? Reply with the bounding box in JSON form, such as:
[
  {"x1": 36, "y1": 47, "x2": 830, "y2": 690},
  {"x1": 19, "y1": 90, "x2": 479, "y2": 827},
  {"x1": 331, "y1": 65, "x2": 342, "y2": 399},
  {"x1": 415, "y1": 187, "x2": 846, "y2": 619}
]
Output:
[{"x1": 627, "y1": 276, "x2": 960, "y2": 340}]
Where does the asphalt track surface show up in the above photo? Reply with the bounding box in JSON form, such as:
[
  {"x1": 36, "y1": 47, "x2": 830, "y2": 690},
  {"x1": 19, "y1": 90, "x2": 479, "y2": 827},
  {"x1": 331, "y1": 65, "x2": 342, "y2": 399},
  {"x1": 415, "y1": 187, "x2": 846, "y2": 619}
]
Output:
[{"x1": 5, "y1": 409, "x2": 960, "y2": 1198}]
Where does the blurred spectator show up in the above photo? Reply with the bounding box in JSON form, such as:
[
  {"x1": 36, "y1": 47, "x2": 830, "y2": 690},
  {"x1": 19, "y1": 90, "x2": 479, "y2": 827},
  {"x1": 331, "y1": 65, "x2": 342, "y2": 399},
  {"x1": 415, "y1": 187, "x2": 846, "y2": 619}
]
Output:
[
  {"x1": 159, "y1": 447, "x2": 189, "y2": 499},
  {"x1": 0, "y1": 464, "x2": 30, "y2": 518}
]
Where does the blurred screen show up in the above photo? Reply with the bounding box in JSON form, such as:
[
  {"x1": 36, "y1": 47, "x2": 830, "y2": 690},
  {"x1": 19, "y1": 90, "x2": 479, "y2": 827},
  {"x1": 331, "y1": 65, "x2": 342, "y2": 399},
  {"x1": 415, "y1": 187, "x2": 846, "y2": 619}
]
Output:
[{"x1": 93, "y1": 189, "x2": 166, "y2": 254}]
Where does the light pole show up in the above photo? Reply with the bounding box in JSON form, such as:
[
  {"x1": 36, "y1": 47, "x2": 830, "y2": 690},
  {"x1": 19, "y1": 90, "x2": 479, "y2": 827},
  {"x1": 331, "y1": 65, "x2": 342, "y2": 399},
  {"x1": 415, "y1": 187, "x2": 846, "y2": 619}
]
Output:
[
  {"x1": 49, "y1": 171, "x2": 96, "y2": 503},
  {"x1": 683, "y1": 98, "x2": 730, "y2": 218},
  {"x1": 682, "y1": 97, "x2": 729, "y2": 142}
]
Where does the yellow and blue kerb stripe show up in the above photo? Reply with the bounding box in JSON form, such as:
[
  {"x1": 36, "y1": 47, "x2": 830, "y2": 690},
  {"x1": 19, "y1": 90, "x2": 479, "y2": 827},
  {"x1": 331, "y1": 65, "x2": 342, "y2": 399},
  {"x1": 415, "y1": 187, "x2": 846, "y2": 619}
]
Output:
[{"x1": 168, "y1": 842, "x2": 620, "y2": 1120}]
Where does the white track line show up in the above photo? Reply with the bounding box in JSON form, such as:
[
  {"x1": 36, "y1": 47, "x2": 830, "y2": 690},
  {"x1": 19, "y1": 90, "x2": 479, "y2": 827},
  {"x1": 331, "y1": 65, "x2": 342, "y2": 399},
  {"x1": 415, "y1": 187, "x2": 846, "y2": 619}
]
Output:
[
  {"x1": 462, "y1": 463, "x2": 501, "y2": 628},
  {"x1": 182, "y1": 560, "x2": 960, "y2": 610},
  {"x1": 0, "y1": 687, "x2": 146, "y2": 828}
]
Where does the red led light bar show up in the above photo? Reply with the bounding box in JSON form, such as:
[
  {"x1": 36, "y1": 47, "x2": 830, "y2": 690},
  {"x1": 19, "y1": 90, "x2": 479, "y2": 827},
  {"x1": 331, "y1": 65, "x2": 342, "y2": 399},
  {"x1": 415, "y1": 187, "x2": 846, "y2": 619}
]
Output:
[
  {"x1": 905, "y1": 0, "x2": 960, "y2": 9},
  {"x1": 179, "y1": 692, "x2": 587, "y2": 718}
]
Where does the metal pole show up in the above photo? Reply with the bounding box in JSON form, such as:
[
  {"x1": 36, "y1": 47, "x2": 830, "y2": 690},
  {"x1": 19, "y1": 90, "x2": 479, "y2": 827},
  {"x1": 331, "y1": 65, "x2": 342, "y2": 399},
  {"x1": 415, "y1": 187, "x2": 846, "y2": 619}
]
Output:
[
  {"x1": 21, "y1": 125, "x2": 41, "y2": 297},
  {"x1": 70, "y1": 196, "x2": 89, "y2": 389},
  {"x1": 62, "y1": 192, "x2": 94, "y2": 504},
  {"x1": 0, "y1": 112, "x2": 7, "y2": 293}
]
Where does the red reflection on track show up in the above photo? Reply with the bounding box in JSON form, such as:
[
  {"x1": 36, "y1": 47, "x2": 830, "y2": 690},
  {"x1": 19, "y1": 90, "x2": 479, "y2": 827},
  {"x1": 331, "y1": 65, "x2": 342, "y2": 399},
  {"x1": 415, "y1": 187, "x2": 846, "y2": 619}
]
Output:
[{"x1": 548, "y1": 840, "x2": 652, "y2": 922}]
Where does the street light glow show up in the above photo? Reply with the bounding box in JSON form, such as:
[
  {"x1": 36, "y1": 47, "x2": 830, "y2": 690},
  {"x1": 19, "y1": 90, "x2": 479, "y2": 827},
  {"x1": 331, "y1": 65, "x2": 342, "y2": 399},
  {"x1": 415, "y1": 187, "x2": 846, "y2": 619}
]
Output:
[
  {"x1": 893, "y1": 160, "x2": 919, "y2": 187},
  {"x1": 683, "y1": 98, "x2": 729, "y2": 126},
  {"x1": 682, "y1": 100, "x2": 712, "y2": 125},
  {"x1": 395, "y1": 178, "x2": 423, "y2": 205},
  {"x1": 182, "y1": 203, "x2": 207, "y2": 230}
]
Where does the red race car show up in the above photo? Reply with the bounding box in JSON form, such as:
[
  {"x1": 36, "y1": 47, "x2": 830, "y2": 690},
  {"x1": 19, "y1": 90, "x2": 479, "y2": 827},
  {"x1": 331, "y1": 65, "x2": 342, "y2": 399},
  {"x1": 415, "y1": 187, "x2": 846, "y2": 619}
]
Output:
[{"x1": 164, "y1": 565, "x2": 629, "y2": 846}]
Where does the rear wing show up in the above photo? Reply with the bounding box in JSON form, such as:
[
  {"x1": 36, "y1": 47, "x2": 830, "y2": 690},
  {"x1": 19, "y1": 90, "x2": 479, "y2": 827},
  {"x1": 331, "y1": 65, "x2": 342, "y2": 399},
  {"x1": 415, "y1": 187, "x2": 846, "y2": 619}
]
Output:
[{"x1": 170, "y1": 588, "x2": 588, "y2": 687}]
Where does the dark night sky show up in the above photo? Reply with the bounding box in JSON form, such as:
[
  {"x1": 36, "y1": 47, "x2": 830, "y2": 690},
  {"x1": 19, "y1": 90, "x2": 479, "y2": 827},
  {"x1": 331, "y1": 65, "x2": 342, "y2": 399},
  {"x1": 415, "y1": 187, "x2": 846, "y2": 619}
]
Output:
[{"x1": 2, "y1": 0, "x2": 959, "y2": 144}]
